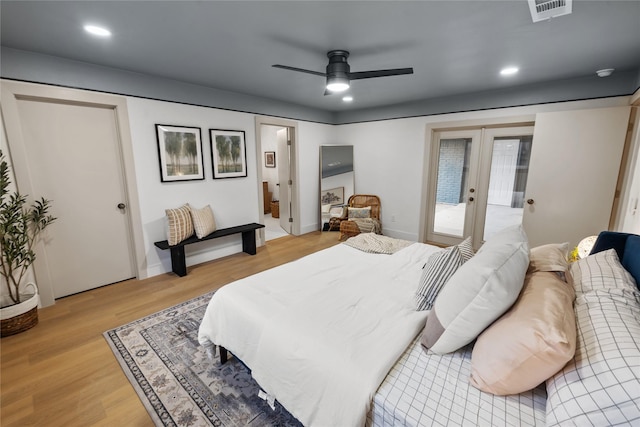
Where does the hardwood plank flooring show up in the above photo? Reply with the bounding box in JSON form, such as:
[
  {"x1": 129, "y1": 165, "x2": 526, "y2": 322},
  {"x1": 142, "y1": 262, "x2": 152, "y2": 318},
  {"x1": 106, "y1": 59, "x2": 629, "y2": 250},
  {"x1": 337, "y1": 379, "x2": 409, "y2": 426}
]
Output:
[{"x1": 1, "y1": 231, "x2": 340, "y2": 426}]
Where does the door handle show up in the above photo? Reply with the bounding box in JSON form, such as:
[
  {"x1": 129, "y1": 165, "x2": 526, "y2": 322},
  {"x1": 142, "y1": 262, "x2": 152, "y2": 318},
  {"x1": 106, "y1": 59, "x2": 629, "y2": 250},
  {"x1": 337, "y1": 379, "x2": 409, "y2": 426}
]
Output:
[
  {"x1": 526, "y1": 199, "x2": 534, "y2": 205},
  {"x1": 117, "y1": 203, "x2": 126, "y2": 210},
  {"x1": 468, "y1": 197, "x2": 474, "y2": 202}
]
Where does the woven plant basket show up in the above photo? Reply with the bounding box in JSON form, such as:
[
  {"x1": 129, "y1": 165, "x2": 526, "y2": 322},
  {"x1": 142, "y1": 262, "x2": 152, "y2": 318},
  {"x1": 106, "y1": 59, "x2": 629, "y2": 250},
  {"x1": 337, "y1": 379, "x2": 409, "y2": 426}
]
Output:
[
  {"x1": 1, "y1": 283, "x2": 39, "y2": 337},
  {"x1": 271, "y1": 201, "x2": 280, "y2": 218}
]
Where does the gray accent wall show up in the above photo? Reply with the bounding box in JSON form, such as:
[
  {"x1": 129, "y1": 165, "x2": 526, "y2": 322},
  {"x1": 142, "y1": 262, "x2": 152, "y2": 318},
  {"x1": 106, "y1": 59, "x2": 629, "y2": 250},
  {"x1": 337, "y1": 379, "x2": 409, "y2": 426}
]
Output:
[
  {"x1": 0, "y1": 47, "x2": 334, "y2": 124},
  {"x1": 2, "y1": 47, "x2": 639, "y2": 126}
]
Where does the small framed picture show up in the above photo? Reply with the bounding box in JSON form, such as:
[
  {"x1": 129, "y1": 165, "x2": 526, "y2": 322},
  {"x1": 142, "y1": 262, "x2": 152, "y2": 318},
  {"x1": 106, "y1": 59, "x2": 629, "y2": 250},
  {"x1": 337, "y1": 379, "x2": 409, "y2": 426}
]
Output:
[
  {"x1": 155, "y1": 124, "x2": 204, "y2": 182},
  {"x1": 210, "y1": 129, "x2": 248, "y2": 179},
  {"x1": 321, "y1": 187, "x2": 344, "y2": 205},
  {"x1": 265, "y1": 151, "x2": 276, "y2": 168}
]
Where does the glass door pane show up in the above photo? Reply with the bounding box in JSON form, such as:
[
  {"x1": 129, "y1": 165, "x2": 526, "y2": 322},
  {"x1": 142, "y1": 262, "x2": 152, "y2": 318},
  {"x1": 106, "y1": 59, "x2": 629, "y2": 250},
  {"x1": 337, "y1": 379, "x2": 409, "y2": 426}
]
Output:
[
  {"x1": 433, "y1": 138, "x2": 472, "y2": 237},
  {"x1": 482, "y1": 134, "x2": 533, "y2": 241}
]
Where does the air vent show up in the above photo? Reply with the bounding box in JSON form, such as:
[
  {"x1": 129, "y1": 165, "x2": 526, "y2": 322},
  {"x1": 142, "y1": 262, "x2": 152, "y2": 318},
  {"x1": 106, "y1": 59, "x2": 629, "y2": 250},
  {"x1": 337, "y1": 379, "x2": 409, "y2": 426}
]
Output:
[{"x1": 528, "y1": 0, "x2": 573, "y2": 22}]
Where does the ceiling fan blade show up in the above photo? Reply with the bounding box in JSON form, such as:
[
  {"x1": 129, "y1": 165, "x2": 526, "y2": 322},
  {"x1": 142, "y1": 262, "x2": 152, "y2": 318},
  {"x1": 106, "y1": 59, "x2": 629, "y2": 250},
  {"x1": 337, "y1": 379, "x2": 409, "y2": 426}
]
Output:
[
  {"x1": 272, "y1": 64, "x2": 326, "y2": 77},
  {"x1": 348, "y1": 68, "x2": 414, "y2": 80}
]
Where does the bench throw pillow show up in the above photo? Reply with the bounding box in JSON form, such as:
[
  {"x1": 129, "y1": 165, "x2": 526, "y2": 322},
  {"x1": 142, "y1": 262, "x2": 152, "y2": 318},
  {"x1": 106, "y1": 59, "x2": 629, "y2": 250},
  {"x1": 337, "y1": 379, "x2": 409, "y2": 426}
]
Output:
[
  {"x1": 166, "y1": 204, "x2": 194, "y2": 246},
  {"x1": 189, "y1": 204, "x2": 217, "y2": 239},
  {"x1": 421, "y1": 225, "x2": 529, "y2": 354},
  {"x1": 470, "y1": 271, "x2": 576, "y2": 395}
]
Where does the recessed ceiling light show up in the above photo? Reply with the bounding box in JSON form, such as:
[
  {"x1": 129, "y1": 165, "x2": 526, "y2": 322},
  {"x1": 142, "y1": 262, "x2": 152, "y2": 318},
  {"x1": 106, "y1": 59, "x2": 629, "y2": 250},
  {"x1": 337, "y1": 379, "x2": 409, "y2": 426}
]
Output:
[
  {"x1": 500, "y1": 66, "x2": 519, "y2": 76},
  {"x1": 83, "y1": 24, "x2": 111, "y2": 37},
  {"x1": 596, "y1": 68, "x2": 614, "y2": 78},
  {"x1": 342, "y1": 96, "x2": 353, "y2": 102}
]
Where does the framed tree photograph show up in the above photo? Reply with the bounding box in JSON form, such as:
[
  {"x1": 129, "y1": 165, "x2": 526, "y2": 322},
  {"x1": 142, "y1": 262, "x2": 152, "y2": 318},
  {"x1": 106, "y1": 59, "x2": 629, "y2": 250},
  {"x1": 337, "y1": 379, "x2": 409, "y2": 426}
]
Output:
[
  {"x1": 156, "y1": 124, "x2": 204, "y2": 182},
  {"x1": 265, "y1": 151, "x2": 276, "y2": 168},
  {"x1": 210, "y1": 129, "x2": 247, "y2": 178}
]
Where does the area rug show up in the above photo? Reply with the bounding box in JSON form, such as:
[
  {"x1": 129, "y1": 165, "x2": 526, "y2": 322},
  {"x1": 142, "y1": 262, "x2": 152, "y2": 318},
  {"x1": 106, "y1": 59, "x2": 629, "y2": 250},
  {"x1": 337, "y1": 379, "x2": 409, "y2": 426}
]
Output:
[{"x1": 103, "y1": 292, "x2": 302, "y2": 426}]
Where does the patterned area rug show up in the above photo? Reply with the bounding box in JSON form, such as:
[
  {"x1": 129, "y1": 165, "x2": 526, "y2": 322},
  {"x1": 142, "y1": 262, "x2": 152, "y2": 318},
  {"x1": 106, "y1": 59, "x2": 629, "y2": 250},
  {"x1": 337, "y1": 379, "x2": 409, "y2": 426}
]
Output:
[{"x1": 103, "y1": 292, "x2": 302, "y2": 426}]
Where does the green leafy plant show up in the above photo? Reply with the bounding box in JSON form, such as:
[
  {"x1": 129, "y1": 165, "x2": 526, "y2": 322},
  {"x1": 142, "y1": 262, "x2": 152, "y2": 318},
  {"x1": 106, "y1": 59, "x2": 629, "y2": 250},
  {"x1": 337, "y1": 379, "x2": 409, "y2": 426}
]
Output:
[{"x1": 0, "y1": 150, "x2": 56, "y2": 305}]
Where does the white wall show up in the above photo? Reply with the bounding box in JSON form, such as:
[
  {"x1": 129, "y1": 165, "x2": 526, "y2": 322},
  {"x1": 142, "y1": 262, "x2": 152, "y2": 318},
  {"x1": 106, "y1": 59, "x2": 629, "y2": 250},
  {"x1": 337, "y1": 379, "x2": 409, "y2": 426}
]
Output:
[
  {"x1": 296, "y1": 122, "x2": 338, "y2": 234},
  {"x1": 260, "y1": 125, "x2": 281, "y2": 201},
  {"x1": 127, "y1": 98, "x2": 336, "y2": 277},
  {"x1": 338, "y1": 97, "x2": 633, "y2": 241}
]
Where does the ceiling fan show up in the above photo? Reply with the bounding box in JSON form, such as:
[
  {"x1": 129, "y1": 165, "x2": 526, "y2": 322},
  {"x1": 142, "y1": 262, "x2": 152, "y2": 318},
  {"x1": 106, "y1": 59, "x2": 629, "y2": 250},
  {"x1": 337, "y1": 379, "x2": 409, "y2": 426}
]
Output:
[{"x1": 272, "y1": 50, "x2": 413, "y2": 95}]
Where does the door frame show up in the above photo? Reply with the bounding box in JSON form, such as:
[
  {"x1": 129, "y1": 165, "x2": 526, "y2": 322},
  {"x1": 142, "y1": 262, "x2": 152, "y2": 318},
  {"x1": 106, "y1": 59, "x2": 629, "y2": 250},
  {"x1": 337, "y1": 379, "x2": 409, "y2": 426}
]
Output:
[
  {"x1": 254, "y1": 116, "x2": 300, "y2": 246},
  {"x1": 1, "y1": 80, "x2": 144, "y2": 307},
  {"x1": 420, "y1": 115, "x2": 536, "y2": 246}
]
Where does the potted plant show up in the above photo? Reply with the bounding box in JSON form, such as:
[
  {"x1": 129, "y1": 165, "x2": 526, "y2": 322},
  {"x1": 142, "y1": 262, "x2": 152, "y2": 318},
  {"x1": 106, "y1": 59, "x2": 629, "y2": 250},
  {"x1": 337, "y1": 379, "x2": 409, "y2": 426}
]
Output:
[{"x1": 0, "y1": 150, "x2": 56, "y2": 336}]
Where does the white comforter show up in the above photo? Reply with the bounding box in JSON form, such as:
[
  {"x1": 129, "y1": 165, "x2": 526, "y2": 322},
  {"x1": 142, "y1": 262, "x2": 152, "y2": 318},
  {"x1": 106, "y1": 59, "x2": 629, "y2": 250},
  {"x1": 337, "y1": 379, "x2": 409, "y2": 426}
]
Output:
[{"x1": 198, "y1": 242, "x2": 439, "y2": 427}]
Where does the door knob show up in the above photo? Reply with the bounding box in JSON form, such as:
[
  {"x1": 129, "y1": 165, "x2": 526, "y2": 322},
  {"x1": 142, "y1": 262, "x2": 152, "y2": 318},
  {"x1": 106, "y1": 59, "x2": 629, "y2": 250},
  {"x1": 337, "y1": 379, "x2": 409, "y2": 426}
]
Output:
[
  {"x1": 117, "y1": 203, "x2": 126, "y2": 210},
  {"x1": 469, "y1": 188, "x2": 475, "y2": 193},
  {"x1": 526, "y1": 199, "x2": 534, "y2": 205},
  {"x1": 468, "y1": 197, "x2": 474, "y2": 202}
]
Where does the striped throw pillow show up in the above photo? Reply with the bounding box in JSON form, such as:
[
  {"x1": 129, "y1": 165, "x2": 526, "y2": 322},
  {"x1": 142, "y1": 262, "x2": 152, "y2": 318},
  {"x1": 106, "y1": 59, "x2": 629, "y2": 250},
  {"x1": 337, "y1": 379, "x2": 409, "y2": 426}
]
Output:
[
  {"x1": 189, "y1": 204, "x2": 217, "y2": 239},
  {"x1": 416, "y1": 245, "x2": 465, "y2": 311},
  {"x1": 166, "y1": 204, "x2": 194, "y2": 246}
]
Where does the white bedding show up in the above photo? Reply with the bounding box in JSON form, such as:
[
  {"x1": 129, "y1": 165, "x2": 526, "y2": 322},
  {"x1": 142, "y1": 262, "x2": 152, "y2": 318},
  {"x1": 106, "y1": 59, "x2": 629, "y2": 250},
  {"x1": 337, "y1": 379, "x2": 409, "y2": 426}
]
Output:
[{"x1": 198, "y1": 241, "x2": 439, "y2": 427}]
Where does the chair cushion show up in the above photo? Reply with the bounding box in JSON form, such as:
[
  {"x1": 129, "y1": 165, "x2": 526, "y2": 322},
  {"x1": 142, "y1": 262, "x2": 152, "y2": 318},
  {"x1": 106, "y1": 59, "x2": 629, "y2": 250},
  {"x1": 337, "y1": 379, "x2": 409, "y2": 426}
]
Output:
[{"x1": 347, "y1": 206, "x2": 371, "y2": 219}]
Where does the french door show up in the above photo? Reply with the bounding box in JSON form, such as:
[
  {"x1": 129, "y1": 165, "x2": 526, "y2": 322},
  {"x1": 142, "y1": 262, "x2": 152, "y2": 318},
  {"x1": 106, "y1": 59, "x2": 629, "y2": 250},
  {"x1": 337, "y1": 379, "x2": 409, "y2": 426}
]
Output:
[{"x1": 426, "y1": 125, "x2": 534, "y2": 249}]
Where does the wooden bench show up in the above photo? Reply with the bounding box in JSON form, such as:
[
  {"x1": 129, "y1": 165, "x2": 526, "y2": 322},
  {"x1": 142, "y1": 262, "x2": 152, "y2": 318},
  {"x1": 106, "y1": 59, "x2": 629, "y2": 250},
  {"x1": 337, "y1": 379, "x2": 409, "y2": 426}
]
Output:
[{"x1": 154, "y1": 223, "x2": 265, "y2": 277}]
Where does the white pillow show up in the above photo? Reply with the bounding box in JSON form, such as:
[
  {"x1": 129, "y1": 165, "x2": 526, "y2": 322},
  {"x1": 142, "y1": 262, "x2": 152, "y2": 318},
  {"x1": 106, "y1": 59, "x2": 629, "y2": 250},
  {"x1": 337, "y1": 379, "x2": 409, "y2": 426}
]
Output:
[
  {"x1": 569, "y1": 248, "x2": 637, "y2": 296},
  {"x1": 546, "y1": 287, "x2": 640, "y2": 425},
  {"x1": 421, "y1": 225, "x2": 529, "y2": 354}
]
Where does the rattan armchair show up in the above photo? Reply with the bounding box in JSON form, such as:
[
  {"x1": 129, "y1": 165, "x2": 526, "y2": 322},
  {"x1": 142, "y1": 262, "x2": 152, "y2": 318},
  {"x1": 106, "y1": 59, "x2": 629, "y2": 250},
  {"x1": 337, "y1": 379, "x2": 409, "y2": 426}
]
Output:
[{"x1": 331, "y1": 194, "x2": 382, "y2": 240}]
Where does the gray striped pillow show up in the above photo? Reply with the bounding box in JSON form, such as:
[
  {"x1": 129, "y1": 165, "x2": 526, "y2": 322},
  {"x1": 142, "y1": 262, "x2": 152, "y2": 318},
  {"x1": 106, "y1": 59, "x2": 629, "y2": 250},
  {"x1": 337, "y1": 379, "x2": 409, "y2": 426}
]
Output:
[
  {"x1": 166, "y1": 204, "x2": 194, "y2": 246},
  {"x1": 457, "y1": 236, "x2": 475, "y2": 262},
  {"x1": 416, "y1": 245, "x2": 465, "y2": 311}
]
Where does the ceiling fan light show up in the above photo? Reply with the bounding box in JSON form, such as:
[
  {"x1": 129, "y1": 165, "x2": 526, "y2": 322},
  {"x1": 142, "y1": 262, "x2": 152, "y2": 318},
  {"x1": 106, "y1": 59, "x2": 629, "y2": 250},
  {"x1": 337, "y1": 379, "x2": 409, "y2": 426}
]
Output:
[{"x1": 326, "y1": 76, "x2": 349, "y2": 92}]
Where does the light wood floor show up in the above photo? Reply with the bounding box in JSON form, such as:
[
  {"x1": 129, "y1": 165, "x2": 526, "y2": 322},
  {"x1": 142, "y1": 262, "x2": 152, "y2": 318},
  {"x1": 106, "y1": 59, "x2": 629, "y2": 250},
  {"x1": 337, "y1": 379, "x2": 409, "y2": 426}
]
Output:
[{"x1": 1, "y1": 231, "x2": 340, "y2": 426}]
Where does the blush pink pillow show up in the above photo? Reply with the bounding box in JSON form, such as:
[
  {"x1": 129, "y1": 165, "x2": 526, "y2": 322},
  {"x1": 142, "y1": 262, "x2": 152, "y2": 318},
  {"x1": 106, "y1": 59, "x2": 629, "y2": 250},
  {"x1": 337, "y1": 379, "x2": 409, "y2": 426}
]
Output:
[{"x1": 469, "y1": 271, "x2": 576, "y2": 395}]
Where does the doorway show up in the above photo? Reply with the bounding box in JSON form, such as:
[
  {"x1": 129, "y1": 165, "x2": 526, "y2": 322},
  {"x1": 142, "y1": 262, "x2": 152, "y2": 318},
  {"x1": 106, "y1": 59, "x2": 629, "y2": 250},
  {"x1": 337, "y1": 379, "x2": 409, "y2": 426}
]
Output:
[
  {"x1": 426, "y1": 125, "x2": 534, "y2": 248},
  {"x1": 255, "y1": 117, "x2": 300, "y2": 244}
]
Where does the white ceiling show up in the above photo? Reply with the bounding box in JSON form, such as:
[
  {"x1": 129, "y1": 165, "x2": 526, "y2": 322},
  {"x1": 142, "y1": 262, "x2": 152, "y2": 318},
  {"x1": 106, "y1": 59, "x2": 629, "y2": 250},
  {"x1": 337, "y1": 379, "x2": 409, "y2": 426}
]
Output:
[{"x1": 1, "y1": 1, "x2": 639, "y2": 114}]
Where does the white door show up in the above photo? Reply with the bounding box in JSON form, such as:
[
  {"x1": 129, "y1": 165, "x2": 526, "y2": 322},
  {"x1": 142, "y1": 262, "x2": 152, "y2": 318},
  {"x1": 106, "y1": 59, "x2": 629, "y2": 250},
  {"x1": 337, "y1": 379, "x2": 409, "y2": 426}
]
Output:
[
  {"x1": 487, "y1": 139, "x2": 520, "y2": 206},
  {"x1": 523, "y1": 107, "x2": 631, "y2": 247},
  {"x1": 11, "y1": 97, "x2": 135, "y2": 298},
  {"x1": 426, "y1": 126, "x2": 534, "y2": 248},
  {"x1": 277, "y1": 128, "x2": 292, "y2": 233}
]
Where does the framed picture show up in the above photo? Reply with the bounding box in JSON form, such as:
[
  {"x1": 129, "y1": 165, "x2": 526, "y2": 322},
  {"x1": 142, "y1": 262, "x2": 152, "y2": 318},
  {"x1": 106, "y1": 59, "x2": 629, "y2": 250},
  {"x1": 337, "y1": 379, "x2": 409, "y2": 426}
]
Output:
[
  {"x1": 265, "y1": 151, "x2": 276, "y2": 168},
  {"x1": 321, "y1": 187, "x2": 344, "y2": 205},
  {"x1": 210, "y1": 129, "x2": 248, "y2": 179},
  {"x1": 155, "y1": 124, "x2": 204, "y2": 182}
]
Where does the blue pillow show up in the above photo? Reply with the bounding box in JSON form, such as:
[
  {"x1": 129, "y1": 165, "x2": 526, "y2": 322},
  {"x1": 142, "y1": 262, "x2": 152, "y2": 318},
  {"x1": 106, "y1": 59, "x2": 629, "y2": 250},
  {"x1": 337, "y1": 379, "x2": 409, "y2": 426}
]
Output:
[{"x1": 622, "y1": 235, "x2": 640, "y2": 289}]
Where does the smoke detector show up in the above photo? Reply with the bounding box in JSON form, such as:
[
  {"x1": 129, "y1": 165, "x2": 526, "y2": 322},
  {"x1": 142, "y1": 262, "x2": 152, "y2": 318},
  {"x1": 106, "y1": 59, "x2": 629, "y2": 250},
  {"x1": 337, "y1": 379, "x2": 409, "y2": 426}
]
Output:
[{"x1": 528, "y1": 0, "x2": 573, "y2": 22}]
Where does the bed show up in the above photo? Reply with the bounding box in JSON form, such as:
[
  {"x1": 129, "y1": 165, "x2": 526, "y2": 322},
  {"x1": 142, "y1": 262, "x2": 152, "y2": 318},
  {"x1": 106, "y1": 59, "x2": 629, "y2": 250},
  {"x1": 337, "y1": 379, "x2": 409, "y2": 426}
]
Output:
[{"x1": 198, "y1": 229, "x2": 640, "y2": 426}]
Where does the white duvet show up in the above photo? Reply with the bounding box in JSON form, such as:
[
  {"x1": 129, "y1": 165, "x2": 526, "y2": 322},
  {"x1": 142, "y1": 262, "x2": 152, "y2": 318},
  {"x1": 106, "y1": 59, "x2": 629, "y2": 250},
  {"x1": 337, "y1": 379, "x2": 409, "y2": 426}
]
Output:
[{"x1": 198, "y1": 241, "x2": 439, "y2": 427}]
